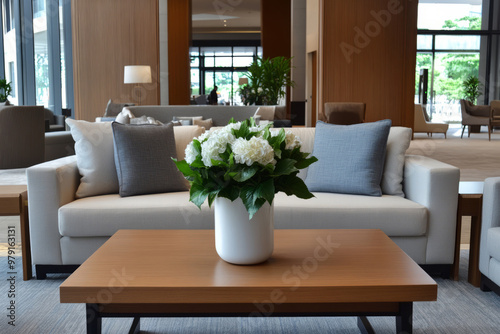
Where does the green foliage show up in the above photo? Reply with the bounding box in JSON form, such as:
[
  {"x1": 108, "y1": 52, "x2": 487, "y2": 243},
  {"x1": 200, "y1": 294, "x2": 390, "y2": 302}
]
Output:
[
  {"x1": 173, "y1": 118, "x2": 317, "y2": 219},
  {"x1": 0, "y1": 79, "x2": 12, "y2": 103},
  {"x1": 239, "y1": 57, "x2": 295, "y2": 106},
  {"x1": 442, "y1": 16, "x2": 481, "y2": 30},
  {"x1": 462, "y1": 75, "x2": 482, "y2": 104}
]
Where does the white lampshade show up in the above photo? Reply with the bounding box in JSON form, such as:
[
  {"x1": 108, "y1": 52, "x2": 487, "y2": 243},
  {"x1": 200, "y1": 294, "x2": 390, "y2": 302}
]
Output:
[{"x1": 124, "y1": 65, "x2": 152, "y2": 84}]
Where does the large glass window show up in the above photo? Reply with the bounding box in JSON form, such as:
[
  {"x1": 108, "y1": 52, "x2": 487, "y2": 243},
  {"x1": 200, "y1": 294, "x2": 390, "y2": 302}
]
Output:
[
  {"x1": 416, "y1": 1, "x2": 492, "y2": 123},
  {"x1": 33, "y1": 0, "x2": 49, "y2": 107},
  {"x1": 2, "y1": 0, "x2": 18, "y2": 105},
  {"x1": 190, "y1": 45, "x2": 262, "y2": 105}
]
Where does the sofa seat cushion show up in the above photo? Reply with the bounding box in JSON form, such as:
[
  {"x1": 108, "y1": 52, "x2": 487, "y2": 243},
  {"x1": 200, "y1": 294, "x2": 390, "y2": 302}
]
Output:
[
  {"x1": 60, "y1": 191, "x2": 427, "y2": 238},
  {"x1": 273, "y1": 192, "x2": 427, "y2": 237},
  {"x1": 487, "y1": 227, "x2": 500, "y2": 261},
  {"x1": 59, "y1": 192, "x2": 214, "y2": 237}
]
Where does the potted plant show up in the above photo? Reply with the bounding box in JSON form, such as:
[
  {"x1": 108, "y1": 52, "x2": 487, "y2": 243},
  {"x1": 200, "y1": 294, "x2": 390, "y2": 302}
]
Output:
[
  {"x1": 240, "y1": 57, "x2": 294, "y2": 105},
  {"x1": 0, "y1": 79, "x2": 12, "y2": 103},
  {"x1": 173, "y1": 118, "x2": 317, "y2": 264},
  {"x1": 462, "y1": 75, "x2": 482, "y2": 104}
]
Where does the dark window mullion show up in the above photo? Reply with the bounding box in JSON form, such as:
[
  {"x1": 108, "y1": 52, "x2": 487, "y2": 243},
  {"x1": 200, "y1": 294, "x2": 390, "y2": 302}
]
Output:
[
  {"x1": 61, "y1": 0, "x2": 73, "y2": 113},
  {"x1": 46, "y1": 0, "x2": 61, "y2": 114},
  {"x1": 20, "y1": 0, "x2": 35, "y2": 105},
  {"x1": 0, "y1": 1, "x2": 5, "y2": 79}
]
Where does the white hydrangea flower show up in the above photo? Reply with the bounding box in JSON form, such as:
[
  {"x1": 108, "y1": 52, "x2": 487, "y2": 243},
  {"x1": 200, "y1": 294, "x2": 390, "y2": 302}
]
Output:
[
  {"x1": 200, "y1": 127, "x2": 236, "y2": 166},
  {"x1": 257, "y1": 87, "x2": 263, "y2": 93},
  {"x1": 284, "y1": 130, "x2": 302, "y2": 150},
  {"x1": 232, "y1": 137, "x2": 276, "y2": 167},
  {"x1": 184, "y1": 142, "x2": 197, "y2": 164},
  {"x1": 249, "y1": 124, "x2": 268, "y2": 134}
]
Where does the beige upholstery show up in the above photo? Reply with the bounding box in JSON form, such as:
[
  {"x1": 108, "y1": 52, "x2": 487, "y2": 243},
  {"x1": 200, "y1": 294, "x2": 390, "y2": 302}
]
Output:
[
  {"x1": 414, "y1": 104, "x2": 449, "y2": 138},
  {"x1": 460, "y1": 99, "x2": 492, "y2": 140},
  {"x1": 0, "y1": 106, "x2": 45, "y2": 169},
  {"x1": 324, "y1": 102, "x2": 365, "y2": 125}
]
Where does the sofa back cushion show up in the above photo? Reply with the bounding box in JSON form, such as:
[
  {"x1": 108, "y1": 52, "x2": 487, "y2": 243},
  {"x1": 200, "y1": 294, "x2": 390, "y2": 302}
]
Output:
[
  {"x1": 66, "y1": 119, "x2": 203, "y2": 198},
  {"x1": 304, "y1": 120, "x2": 391, "y2": 196},
  {"x1": 112, "y1": 122, "x2": 188, "y2": 197}
]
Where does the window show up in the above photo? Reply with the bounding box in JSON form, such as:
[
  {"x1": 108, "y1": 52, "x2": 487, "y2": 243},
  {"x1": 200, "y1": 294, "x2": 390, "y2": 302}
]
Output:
[
  {"x1": 8, "y1": 61, "x2": 14, "y2": 97},
  {"x1": 416, "y1": 1, "x2": 499, "y2": 123},
  {"x1": 190, "y1": 45, "x2": 262, "y2": 105},
  {"x1": 3, "y1": 0, "x2": 14, "y2": 32}
]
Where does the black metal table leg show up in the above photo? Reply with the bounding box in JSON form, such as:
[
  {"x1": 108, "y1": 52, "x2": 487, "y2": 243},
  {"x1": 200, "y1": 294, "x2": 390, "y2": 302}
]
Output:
[
  {"x1": 86, "y1": 304, "x2": 102, "y2": 334},
  {"x1": 396, "y1": 302, "x2": 413, "y2": 334},
  {"x1": 129, "y1": 317, "x2": 140, "y2": 334},
  {"x1": 357, "y1": 316, "x2": 375, "y2": 334}
]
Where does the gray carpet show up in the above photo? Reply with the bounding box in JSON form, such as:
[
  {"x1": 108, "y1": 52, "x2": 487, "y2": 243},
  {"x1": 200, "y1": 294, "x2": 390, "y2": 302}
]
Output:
[{"x1": 1, "y1": 251, "x2": 500, "y2": 334}]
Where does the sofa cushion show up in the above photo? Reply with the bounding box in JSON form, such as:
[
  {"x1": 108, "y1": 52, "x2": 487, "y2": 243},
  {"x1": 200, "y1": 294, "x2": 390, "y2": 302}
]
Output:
[
  {"x1": 104, "y1": 99, "x2": 135, "y2": 117},
  {"x1": 381, "y1": 127, "x2": 412, "y2": 197},
  {"x1": 487, "y1": 227, "x2": 500, "y2": 261},
  {"x1": 59, "y1": 192, "x2": 214, "y2": 237},
  {"x1": 58, "y1": 191, "x2": 427, "y2": 238},
  {"x1": 305, "y1": 120, "x2": 391, "y2": 196},
  {"x1": 172, "y1": 116, "x2": 203, "y2": 125},
  {"x1": 194, "y1": 118, "x2": 213, "y2": 130},
  {"x1": 112, "y1": 122, "x2": 188, "y2": 197},
  {"x1": 66, "y1": 118, "x2": 119, "y2": 198},
  {"x1": 273, "y1": 192, "x2": 427, "y2": 237}
]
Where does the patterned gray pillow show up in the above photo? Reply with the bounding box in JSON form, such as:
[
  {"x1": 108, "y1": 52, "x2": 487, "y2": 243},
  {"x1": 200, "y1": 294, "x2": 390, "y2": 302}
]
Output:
[{"x1": 111, "y1": 122, "x2": 188, "y2": 197}]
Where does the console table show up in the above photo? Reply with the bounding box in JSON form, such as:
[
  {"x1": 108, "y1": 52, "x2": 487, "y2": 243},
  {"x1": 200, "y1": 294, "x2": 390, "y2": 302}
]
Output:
[
  {"x1": 0, "y1": 185, "x2": 31, "y2": 280},
  {"x1": 453, "y1": 181, "x2": 483, "y2": 286}
]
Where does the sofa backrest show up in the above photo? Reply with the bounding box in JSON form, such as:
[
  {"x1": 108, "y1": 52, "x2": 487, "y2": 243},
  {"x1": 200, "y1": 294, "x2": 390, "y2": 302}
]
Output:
[{"x1": 125, "y1": 105, "x2": 261, "y2": 126}]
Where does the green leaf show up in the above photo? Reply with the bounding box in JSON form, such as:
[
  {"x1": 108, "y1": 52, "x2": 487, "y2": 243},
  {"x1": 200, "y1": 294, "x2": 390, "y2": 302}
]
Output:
[
  {"x1": 294, "y1": 156, "x2": 318, "y2": 170},
  {"x1": 233, "y1": 165, "x2": 259, "y2": 182},
  {"x1": 172, "y1": 159, "x2": 196, "y2": 177},
  {"x1": 277, "y1": 176, "x2": 315, "y2": 199},
  {"x1": 218, "y1": 186, "x2": 240, "y2": 202},
  {"x1": 189, "y1": 184, "x2": 209, "y2": 208},
  {"x1": 273, "y1": 158, "x2": 298, "y2": 176},
  {"x1": 255, "y1": 179, "x2": 275, "y2": 204}
]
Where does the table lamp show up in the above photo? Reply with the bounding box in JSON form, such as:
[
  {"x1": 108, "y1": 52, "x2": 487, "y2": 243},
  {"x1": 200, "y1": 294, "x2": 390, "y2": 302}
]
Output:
[{"x1": 124, "y1": 65, "x2": 152, "y2": 105}]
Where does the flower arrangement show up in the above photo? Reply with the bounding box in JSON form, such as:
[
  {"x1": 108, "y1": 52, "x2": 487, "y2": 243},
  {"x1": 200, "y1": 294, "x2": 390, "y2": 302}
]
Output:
[{"x1": 173, "y1": 118, "x2": 317, "y2": 218}]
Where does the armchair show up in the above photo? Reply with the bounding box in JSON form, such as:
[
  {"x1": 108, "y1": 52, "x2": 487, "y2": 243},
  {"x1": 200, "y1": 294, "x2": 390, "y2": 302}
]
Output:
[
  {"x1": 0, "y1": 106, "x2": 45, "y2": 168},
  {"x1": 324, "y1": 102, "x2": 365, "y2": 125},
  {"x1": 480, "y1": 177, "x2": 500, "y2": 295},
  {"x1": 460, "y1": 99, "x2": 492, "y2": 140},
  {"x1": 414, "y1": 104, "x2": 448, "y2": 138},
  {"x1": 44, "y1": 108, "x2": 65, "y2": 132}
]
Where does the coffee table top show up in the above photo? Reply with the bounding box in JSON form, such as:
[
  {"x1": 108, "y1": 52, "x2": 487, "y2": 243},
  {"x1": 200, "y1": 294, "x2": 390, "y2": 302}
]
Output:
[{"x1": 60, "y1": 229, "x2": 437, "y2": 304}]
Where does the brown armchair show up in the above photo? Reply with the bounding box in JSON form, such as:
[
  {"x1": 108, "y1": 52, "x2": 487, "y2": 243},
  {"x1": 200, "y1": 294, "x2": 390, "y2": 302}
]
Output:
[
  {"x1": 324, "y1": 102, "x2": 365, "y2": 125},
  {"x1": 0, "y1": 106, "x2": 45, "y2": 168},
  {"x1": 460, "y1": 99, "x2": 492, "y2": 140}
]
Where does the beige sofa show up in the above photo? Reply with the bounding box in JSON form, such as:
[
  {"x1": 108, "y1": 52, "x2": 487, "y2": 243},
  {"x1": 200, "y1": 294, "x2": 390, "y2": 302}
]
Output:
[{"x1": 27, "y1": 125, "x2": 460, "y2": 279}]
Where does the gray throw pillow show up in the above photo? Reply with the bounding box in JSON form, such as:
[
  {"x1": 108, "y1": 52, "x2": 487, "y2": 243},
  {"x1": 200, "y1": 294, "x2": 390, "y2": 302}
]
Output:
[
  {"x1": 305, "y1": 120, "x2": 391, "y2": 196},
  {"x1": 111, "y1": 122, "x2": 188, "y2": 197},
  {"x1": 104, "y1": 99, "x2": 135, "y2": 117}
]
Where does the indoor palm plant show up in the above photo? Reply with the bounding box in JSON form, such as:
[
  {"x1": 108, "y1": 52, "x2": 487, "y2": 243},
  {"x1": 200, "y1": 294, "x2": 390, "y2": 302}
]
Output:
[
  {"x1": 0, "y1": 79, "x2": 12, "y2": 103},
  {"x1": 462, "y1": 75, "x2": 482, "y2": 104},
  {"x1": 173, "y1": 118, "x2": 317, "y2": 264},
  {"x1": 240, "y1": 56, "x2": 294, "y2": 106}
]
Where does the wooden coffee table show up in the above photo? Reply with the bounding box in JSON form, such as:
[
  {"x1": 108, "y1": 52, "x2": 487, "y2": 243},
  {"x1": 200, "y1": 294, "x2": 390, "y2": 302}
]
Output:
[{"x1": 60, "y1": 229, "x2": 437, "y2": 334}]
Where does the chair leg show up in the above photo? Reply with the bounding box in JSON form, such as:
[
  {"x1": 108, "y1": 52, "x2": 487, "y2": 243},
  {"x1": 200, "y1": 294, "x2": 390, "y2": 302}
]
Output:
[
  {"x1": 488, "y1": 125, "x2": 491, "y2": 141},
  {"x1": 461, "y1": 126, "x2": 465, "y2": 138}
]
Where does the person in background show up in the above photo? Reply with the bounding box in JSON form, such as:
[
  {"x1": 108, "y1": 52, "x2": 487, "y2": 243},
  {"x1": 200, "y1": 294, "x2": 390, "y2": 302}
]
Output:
[{"x1": 208, "y1": 85, "x2": 218, "y2": 105}]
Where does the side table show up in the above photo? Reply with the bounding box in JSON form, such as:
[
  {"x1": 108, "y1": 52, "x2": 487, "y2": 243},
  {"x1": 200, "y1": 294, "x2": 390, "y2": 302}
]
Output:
[
  {"x1": 452, "y1": 181, "x2": 483, "y2": 286},
  {"x1": 0, "y1": 185, "x2": 31, "y2": 280}
]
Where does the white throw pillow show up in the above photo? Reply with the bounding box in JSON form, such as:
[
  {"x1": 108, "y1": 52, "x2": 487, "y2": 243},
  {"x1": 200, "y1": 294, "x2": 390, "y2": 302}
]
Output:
[
  {"x1": 66, "y1": 118, "x2": 119, "y2": 198},
  {"x1": 381, "y1": 127, "x2": 412, "y2": 197}
]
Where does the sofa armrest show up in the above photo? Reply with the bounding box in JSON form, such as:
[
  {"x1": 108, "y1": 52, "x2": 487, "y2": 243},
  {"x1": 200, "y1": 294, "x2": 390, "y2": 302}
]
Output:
[
  {"x1": 403, "y1": 155, "x2": 460, "y2": 264},
  {"x1": 27, "y1": 156, "x2": 80, "y2": 265},
  {"x1": 480, "y1": 177, "x2": 500, "y2": 275}
]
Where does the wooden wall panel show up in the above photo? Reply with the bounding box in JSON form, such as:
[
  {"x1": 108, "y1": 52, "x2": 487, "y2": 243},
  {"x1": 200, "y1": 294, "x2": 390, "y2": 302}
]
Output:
[
  {"x1": 168, "y1": 0, "x2": 191, "y2": 105},
  {"x1": 261, "y1": 0, "x2": 292, "y2": 117},
  {"x1": 72, "y1": 0, "x2": 159, "y2": 121},
  {"x1": 320, "y1": 0, "x2": 417, "y2": 127}
]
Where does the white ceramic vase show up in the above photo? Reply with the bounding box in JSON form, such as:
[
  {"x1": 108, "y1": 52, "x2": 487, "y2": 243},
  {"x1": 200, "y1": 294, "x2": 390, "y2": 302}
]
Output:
[{"x1": 214, "y1": 197, "x2": 274, "y2": 265}]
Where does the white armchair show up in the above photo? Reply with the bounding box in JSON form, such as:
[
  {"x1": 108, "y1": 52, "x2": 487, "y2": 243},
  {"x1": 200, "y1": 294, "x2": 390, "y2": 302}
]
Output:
[{"x1": 480, "y1": 177, "x2": 500, "y2": 295}]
